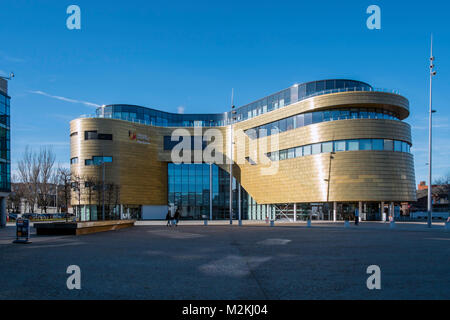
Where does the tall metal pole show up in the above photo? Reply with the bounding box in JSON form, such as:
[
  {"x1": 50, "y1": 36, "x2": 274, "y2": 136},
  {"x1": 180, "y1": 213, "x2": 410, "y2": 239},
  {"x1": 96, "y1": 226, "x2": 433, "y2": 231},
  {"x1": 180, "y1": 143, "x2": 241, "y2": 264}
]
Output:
[
  {"x1": 55, "y1": 185, "x2": 58, "y2": 213},
  {"x1": 229, "y1": 88, "x2": 234, "y2": 225},
  {"x1": 209, "y1": 162, "x2": 213, "y2": 221},
  {"x1": 428, "y1": 35, "x2": 436, "y2": 228},
  {"x1": 102, "y1": 160, "x2": 105, "y2": 221},
  {"x1": 238, "y1": 183, "x2": 242, "y2": 226}
]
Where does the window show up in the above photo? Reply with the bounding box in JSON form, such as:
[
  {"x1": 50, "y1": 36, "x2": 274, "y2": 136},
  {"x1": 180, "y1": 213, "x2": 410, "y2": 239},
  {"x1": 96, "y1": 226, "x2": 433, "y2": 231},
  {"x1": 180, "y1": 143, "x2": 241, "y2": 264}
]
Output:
[
  {"x1": 384, "y1": 139, "x2": 393, "y2": 151},
  {"x1": 331, "y1": 110, "x2": 340, "y2": 121},
  {"x1": 246, "y1": 129, "x2": 258, "y2": 140},
  {"x1": 303, "y1": 145, "x2": 311, "y2": 156},
  {"x1": 70, "y1": 157, "x2": 78, "y2": 165},
  {"x1": 279, "y1": 149, "x2": 287, "y2": 160},
  {"x1": 278, "y1": 119, "x2": 287, "y2": 132},
  {"x1": 287, "y1": 148, "x2": 295, "y2": 159},
  {"x1": 85, "y1": 131, "x2": 97, "y2": 140},
  {"x1": 296, "y1": 114, "x2": 304, "y2": 128},
  {"x1": 271, "y1": 151, "x2": 279, "y2": 161},
  {"x1": 312, "y1": 112, "x2": 323, "y2": 124},
  {"x1": 347, "y1": 140, "x2": 359, "y2": 151},
  {"x1": 286, "y1": 117, "x2": 294, "y2": 131},
  {"x1": 372, "y1": 139, "x2": 384, "y2": 150},
  {"x1": 85, "y1": 156, "x2": 113, "y2": 166},
  {"x1": 97, "y1": 133, "x2": 112, "y2": 140},
  {"x1": 322, "y1": 142, "x2": 333, "y2": 153},
  {"x1": 394, "y1": 140, "x2": 402, "y2": 152},
  {"x1": 360, "y1": 110, "x2": 368, "y2": 119},
  {"x1": 334, "y1": 140, "x2": 346, "y2": 152},
  {"x1": 402, "y1": 142, "x2": 408, "y2": 152},
  {"x1": 312, "y1": 143, "x2": 321, "y2": 154},
  {"x1": 85, "y1": 131, "x2": 112, "y2": 140},
  {"x1": 295, "y1": 147, "x2": 303, "y2": 157},
  {"x1": 340, "y1": 110, "x2": 350, "y2": 120},
  {"x1": 360, "y1": 139, "x2": 372, "y2": 150},
  {"x1": 303, "y1": 113, "x2": 312, "y2": 126}
]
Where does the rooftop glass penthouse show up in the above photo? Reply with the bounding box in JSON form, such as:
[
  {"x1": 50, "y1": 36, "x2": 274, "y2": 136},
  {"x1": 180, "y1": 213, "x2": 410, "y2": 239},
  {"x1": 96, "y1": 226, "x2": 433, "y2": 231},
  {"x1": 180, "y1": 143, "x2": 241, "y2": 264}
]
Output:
[{"x1": 93, "y1": 79, "x2": 379, "y2": 127}]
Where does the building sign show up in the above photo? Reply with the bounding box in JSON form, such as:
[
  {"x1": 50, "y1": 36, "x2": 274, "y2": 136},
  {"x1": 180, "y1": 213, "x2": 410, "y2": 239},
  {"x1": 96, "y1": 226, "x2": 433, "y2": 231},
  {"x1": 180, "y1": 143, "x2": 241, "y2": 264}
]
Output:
[
  {"x1": 13, "y1": 218, "x2": 31, "y2": 244},
  {"x1": 129, "y1": 131, "x2": 150, "y2": 145}
]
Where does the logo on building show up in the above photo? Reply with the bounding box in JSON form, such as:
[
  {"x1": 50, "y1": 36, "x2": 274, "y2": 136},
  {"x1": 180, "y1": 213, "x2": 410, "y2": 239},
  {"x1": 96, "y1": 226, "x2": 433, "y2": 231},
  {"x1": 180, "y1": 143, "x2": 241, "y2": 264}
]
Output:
[
  {"x1": 129, "y1": 131, "x2": 150, "y2": 145},
  {"x1": 129, "y1": 131, "x2": 137, "y2": 141}
]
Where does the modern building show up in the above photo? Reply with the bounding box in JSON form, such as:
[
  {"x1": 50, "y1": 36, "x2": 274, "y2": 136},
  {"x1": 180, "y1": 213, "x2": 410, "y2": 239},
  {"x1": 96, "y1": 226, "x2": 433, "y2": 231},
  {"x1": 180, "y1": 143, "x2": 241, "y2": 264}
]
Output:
[
  {"x1": 0, "y1": 78, "x2": 11, "y2": 227},
  {"x1": 70, "y1": 79, "x2": 416, "y2": 221}
]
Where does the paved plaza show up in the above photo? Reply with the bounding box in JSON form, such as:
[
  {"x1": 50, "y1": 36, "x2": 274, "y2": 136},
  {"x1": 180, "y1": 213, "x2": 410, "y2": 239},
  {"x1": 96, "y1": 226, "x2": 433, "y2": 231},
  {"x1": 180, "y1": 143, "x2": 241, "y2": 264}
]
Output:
[{"x1": 0, "y1": 221, "x2": 449, "y2": 299}]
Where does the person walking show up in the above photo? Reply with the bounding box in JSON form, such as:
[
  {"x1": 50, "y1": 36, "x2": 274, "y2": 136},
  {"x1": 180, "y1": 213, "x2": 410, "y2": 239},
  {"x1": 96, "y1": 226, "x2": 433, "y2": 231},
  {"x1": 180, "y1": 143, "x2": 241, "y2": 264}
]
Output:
[
  {"x1": 174, "y1": 208, "x2": 181, "y2": 227},
  {"x1": 166, "y1": 209, "x2": 172, "y2": 227}
]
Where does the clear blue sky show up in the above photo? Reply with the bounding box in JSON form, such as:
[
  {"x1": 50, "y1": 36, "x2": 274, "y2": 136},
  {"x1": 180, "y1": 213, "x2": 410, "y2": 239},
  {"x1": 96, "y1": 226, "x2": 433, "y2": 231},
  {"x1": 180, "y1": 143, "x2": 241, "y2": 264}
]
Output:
[{"x1": 1, "y1": 0, "x2": 449, "y2": 185}]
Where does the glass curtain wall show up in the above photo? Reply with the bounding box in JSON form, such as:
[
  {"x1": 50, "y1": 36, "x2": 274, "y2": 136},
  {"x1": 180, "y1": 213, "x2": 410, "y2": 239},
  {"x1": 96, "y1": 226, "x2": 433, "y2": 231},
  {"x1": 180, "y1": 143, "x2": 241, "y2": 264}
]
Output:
[
  {"x1": 0, "y1": 91, "x2": 10, "y2": 192},
  {"x1": 168, "y1": 163, "x2": 250, "y2": 220}
]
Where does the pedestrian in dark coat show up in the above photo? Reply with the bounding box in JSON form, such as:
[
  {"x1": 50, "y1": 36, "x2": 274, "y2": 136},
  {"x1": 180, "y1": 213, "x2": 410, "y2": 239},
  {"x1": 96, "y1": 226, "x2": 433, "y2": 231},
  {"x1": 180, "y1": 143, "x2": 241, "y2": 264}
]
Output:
[
  {"x1": 166, "y1": 210, "x2": 172, "y2": 227},
  {"x1": 174, "y1": 208, "x2": 181, "y2": 227}
]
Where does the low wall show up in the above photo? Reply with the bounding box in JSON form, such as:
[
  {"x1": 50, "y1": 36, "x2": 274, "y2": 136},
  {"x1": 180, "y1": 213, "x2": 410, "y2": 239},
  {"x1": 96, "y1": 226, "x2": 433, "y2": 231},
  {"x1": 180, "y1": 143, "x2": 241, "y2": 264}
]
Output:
[{"x1": 34, "y1": 220, "x2": 135, "y2": 236}]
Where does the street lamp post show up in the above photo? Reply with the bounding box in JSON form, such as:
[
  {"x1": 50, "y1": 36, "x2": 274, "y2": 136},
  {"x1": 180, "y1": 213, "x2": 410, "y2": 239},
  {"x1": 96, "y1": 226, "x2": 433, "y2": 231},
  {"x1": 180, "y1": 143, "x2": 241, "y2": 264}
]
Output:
[
  {"x1": 428, "y1": 35, "x2": 437, "y2": 228},
  {"x1": 102, "y1": 160, "x2": 105, "y2": 221},
  {"x1": 229, "y1": 89, "x2": 236, "y2": 225}
]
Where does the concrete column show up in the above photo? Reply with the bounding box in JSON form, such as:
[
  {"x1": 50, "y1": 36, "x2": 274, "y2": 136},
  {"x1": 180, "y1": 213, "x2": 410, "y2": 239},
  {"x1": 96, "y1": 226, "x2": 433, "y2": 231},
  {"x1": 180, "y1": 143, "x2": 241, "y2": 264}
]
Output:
[
  {"x1": 293, "y1": 203, "x2": 297, "y2": 222},
  {"x1": 0, "y1": 197, "x2": 6, "y2": 227},
  {"x1": 381, "y1": 202, "x2": 385, "y2": 222},
  {"x1": 333, "y1": 202, "x2": 337, "y2": 222},
  {"x1": 358, "y1": 201, "x2": 363, "y2": 222}
]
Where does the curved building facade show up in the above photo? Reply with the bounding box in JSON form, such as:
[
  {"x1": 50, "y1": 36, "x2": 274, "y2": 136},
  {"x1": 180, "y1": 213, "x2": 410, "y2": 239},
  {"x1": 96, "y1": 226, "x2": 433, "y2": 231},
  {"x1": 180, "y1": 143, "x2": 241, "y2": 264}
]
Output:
[{"x1": 70, "y1": 79, "x2": 416, "y2": 221}]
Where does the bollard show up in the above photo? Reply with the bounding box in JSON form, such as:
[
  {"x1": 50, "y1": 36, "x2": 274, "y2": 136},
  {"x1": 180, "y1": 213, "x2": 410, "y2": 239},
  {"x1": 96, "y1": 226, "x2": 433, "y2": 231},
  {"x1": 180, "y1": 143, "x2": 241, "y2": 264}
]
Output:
[
  {"x1": 344, "y1": 220, "x2": 350, "y2": 228},
  {"x1": 390, "y1": 220, "x2": 395, "y2": 229},
  {"x1": 307, "y1": 220, "x2": 311, "y2": 228},
  {"x1": 270, "y1": 220, "x2": 274, "y2": 227},
  {"x1": 204, "y1": 219, "x2": 208, "y2": 226}
]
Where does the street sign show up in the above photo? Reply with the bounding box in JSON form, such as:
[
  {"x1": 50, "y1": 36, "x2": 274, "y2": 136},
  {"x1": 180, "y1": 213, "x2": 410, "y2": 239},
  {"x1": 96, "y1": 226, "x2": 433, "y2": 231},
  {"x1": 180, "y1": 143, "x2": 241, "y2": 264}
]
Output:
[{"x1": 13, "y1": 218, "x2": 31, "y2": 244}]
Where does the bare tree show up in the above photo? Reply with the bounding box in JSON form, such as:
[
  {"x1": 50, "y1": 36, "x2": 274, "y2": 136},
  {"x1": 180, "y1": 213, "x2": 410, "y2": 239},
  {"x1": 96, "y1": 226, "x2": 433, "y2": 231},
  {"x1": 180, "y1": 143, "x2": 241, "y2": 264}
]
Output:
[
  {"x1": 7, "y1": 175, "x2": 24, "y2": 213},
  {"x1": 83, "y1": 175, "x2": 99, "y2": 220},
  {"x1": 114, "y1": 184, "x2": 121, "y2": 219},
  {"x1": 433, "y1": 171, "x2": 450, "y2": 186},
  {"x1": 56, "y1": 166, "x2": 72, "y2": 216},
  {"x1": 38, "y1": 147, "x2": 56, "y2": 213},
  {"x1": 95, "y1": 177, "x2": 103, "y2": 220},
  {"x1": 71, "y1": 173, "x2": 83, "y2": 220},
  {"x1": 17, "y1": 146, "x2": 41, "y2": 213}
]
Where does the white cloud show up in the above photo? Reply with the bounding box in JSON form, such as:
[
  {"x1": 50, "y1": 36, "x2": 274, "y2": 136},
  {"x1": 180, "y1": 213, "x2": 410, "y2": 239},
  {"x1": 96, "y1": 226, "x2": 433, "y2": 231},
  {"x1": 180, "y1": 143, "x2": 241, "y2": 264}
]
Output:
[
  {"x1": 177, "y1": 106, "x2": 185, "y2": 114},
  {"x1": 29, "y1": 90, "x2": 101, "y2": 108}
]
